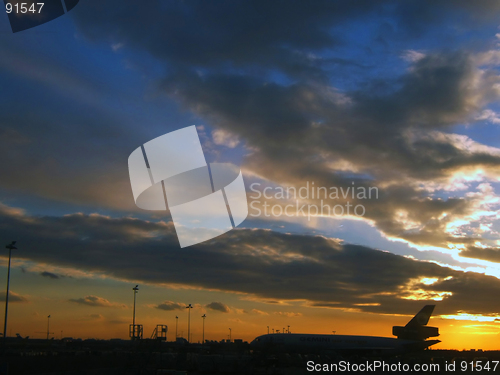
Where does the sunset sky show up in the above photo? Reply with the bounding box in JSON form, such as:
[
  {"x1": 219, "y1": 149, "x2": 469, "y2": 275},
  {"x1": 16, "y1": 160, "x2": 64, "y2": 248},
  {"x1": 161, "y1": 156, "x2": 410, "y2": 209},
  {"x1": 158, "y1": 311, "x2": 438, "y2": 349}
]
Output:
[{"x1": 2, "y1": 1, "x2": 500, "y2": 350}]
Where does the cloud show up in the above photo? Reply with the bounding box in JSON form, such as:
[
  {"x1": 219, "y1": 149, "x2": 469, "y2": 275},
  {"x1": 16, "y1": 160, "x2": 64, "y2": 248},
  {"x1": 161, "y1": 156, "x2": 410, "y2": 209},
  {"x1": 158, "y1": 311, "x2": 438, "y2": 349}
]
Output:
[
  {"x1": 212, "y1": 129, "x2": 240, "y2": 148},
  {"x1": 250, "y1": 309, "x2": 269, "y2": 316},
  {"x1": 40, "y1": 271, "x2": 60, "y2": 279},
  {"x1": 71, "y1": 1, "x2": 500, "y2": 77},
  {"x1": 0, "y1": 291, "x2": 28, "y2": 303},
  {"x1": 68, "y1": 295, "x2": 127, "y2": 309},
  {"x1": 155, "y1": 301, "x2": 186, "y2": 311},
  {"x1": 161, "y1": 50, "x2": 500, "y2": 254},
  {"x1": 70, "y1": 1, "x2": 500, "y2": 256},
  {"x1": 72, "y1": 0, "x2": 379, "y2": 78},
  {"x1": 401, "y1": 50, "x2": 426, "y2": 63},
  {"x1": 274, "y1": 312, "x2": 303, "y2": 317},
  {"x1": 205, "y1": 302, "x2": 230, "y2": 313},
  {"x1": 461, "y1": 246, "x2": 500, "y2": 263},
  {"x1": 475, "y1": 109, "x2": 500, "y2": 124},
  {"x1": 1, "y1": 204, "x2": 500, "y2": 317}
]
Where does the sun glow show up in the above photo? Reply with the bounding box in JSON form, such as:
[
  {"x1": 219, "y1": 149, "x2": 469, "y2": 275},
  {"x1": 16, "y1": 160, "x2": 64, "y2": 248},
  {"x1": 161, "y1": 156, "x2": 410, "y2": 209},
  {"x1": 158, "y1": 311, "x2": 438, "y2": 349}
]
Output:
[{"x1": 440, "y1": 313, "x2": 500, "y2": 322}]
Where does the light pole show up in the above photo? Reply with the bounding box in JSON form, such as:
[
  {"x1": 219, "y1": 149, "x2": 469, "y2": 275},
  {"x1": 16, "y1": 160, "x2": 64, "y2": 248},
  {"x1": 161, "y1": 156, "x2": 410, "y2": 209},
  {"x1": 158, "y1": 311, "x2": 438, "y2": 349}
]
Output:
[
  {"x1": 46, "y1": 315, "x2": 51, "y2": 340},
  {"x1": 132, "y1": 285, "x2": 139, "y2": 339},
  {"x1": 201, "y1": 314, "x2": 206, "y2": 343},
  {"x1": 3, "y1": 241, "x2": 16, "y2": 340},
  {"x1": 229, "y1": 328, "x2": 231, "y2": 341},
  {"x1": 175, "y1": 316, "x2": 178, "y2": 339},
  {"x1": 186, "y1": 304, "x2": 192, "y2": 343},
  {"x1": 267, "y1": 326, "x2": 269, "y2": 334},
  {"x1": 201, "y1": 314, "x2": 207, "y2": 344},
  {"x1": 287, "y1": 325, "x2": 290, "y2": 334}
]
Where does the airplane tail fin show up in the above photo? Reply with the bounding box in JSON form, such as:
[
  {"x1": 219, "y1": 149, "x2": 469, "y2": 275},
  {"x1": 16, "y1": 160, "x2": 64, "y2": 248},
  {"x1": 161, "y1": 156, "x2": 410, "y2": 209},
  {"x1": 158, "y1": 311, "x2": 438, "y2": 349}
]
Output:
[
  {"x1": 392, "y1": 305, "x2": 439, "y2": 341},
  {"x1": 405, "y1": 305, "x2": 435, "y2": 328}
]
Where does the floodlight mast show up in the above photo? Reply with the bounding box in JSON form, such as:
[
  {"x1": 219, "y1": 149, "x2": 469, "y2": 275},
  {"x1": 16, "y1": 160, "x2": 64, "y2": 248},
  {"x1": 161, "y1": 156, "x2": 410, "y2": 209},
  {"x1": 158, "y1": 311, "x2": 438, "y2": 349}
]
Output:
[
  {"x1": 3, "y1": 241, "x2": 17, "y2": 340},
  {"x1": 201, "y1": 314, "x2": 206, "y2": 343},
  {"x1": 132, "y1": 285, "x2": 139, "y2": 339},
  {"x1": 186, "y1": 304, "x2": 193, "y2": 343},
  {"x1": 47, "y1": 315, "x2": 51, "y2": 340}
]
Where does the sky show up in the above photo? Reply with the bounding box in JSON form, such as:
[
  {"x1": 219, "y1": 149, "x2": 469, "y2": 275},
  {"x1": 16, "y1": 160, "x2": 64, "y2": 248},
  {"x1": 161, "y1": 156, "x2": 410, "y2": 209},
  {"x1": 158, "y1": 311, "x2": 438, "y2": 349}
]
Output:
[{"x1": 1, "y1": 0, "x2": 500, "y2": 349}]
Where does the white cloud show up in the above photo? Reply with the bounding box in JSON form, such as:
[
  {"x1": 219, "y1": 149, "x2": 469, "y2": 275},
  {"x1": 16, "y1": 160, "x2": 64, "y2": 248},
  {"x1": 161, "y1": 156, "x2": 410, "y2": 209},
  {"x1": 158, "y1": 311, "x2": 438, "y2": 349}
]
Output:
[
  {"x1": 212, "y1": 129, "x2": 240, "y2": 148},
  {"x1": 476, "y1": 109, "x2": 500, "y2": 124},
  {"x1": 401, "y1": 49, "x2": 425, "y2": 62}
]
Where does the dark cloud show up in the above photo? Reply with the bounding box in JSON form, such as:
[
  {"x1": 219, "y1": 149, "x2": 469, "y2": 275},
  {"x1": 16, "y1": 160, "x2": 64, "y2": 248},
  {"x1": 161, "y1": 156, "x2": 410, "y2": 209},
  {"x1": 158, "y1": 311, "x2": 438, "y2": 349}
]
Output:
[
  {"x1": 85, "y1": 0, "x2": 499, "y2": 254},
  {"x1": 40, "y1": 271, "x2": 60, "y2": 279},
  {"x1": 1, "y1": 203, "x2": 500, "y2": 316},
  {"x1": 68, "y1": 295, "x2": 126, "y2": 309},
  {"x1": 161, "y1": 52, "x2": 500, "y2": 252},
  {"x1": 71, "y1": 1, "x2": 500, "y2": 75},
  {"x1": 206, "y1": 302, "x2": 230, "y2": 313},
  {"x1": 156, "y1": 6, "x2": 499, "y2": 253},
  {"x1": 0, "y1": 291, "x2": 28, "y2": 303},
  {"x1": 155, "y1": 301, "x2": 186, "y2": 311},
  {"x1": 461, "y1": 246, "x2": 500, "y2": 263},
  {"x1": 72, "y1": 0, "x2": 380, "y2": 77}
]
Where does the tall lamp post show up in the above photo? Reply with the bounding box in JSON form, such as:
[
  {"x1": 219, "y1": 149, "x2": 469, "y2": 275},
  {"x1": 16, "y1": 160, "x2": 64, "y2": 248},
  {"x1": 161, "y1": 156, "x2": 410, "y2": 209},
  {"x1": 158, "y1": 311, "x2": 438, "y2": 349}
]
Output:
[
  {"x1": 229, "y1": 328, "x2": 231, "y2": 341},
  {"x1": 201, "y1": 314, "x2": 206, "y2": 343},
  {"x1": 132, "y1": 285, "x2": 139, "y2": 339},
  {"x1": 186, "y1": 304, "x2": 192, "y2": 343},
  {"x1": 175, "y1": 316, "x2": 178, "y2": 339},
  {"x1": 46, "y1": 315, "x2": 51, "y2": 340},
  {"x1": 3, "y1": 241, "x2": 16, "y2": 340}
]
